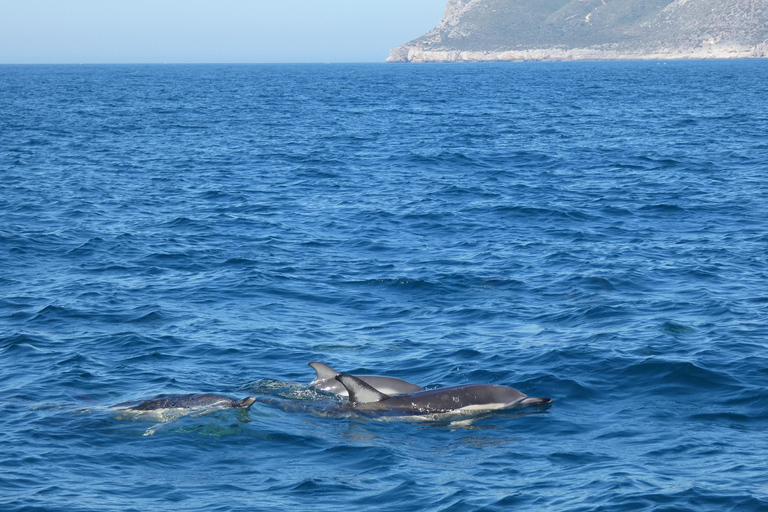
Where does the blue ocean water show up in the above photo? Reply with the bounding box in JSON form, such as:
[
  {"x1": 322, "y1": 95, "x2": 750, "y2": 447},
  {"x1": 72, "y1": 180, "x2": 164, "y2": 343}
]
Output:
[{"x1": 1, "y1": 61, "x2": 768, "y2": 511}]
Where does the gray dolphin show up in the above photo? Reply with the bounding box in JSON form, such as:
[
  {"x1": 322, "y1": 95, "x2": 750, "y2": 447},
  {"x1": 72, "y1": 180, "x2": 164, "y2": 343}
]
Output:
[
  {"x1": 334, "y1": 374, "x2": 551, "y2": 415},
  {"x1": 308, "y1": 362, "x2": 423, "y2": 397},
  {"x1": 121, "y1": 394, "x2": 256, "y2": 411}
]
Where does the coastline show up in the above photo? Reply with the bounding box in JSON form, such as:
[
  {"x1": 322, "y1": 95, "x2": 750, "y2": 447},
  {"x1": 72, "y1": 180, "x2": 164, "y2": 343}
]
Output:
[{"x1": 387, "y1": 42, "x2": 768, "y2": 63}]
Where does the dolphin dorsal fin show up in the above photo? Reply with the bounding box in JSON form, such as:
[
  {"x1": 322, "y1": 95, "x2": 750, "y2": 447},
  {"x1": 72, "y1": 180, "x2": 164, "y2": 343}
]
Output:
[
  {"x1": 335, "y1": 374, "x2": 391, "y2": 404},
  {"x1": 308, "y1": 362, "x2": 338, "y2": 382}
]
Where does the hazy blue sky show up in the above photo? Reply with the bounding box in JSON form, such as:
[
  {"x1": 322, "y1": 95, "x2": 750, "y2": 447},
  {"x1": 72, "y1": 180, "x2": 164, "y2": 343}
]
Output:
[{"x1": 0, "y1": 0, "x2": 447, "y2": 64}]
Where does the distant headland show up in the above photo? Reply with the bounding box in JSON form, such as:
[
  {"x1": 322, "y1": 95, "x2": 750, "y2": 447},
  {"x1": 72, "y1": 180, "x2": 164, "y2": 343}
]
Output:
[{"x1": 387, "y1": 0, "x2": 768, "y2": 62}]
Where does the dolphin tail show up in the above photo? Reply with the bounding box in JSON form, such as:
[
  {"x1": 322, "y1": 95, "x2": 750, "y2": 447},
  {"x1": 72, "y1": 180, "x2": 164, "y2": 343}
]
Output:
[
  {"x1": 335, "y1": 374, "x2": 391, "y2": 405},
  {"x1": 232, "y1": 397, "x2": 256, "y2": 408},
  {"x1": 308, "y1": 362, "x2": 338, "y2": 383},
  {"x1": 519, "y1": 397, "x2": 552, "y2": 407}
]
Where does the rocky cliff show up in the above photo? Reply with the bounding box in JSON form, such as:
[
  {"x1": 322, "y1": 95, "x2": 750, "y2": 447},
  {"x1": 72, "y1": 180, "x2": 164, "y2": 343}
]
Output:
[{"x1": 388, "y1": 0, "x2": 768, "y2": 62}]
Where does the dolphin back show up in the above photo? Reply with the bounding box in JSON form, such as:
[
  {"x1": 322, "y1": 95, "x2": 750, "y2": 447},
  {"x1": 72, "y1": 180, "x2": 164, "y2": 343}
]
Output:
[
  {"x1": 334, "y1": 382, "x2": 552, "y2": 414},
  {"x1": 361, "y1": 376, "x2": 423, "y2": 394},
  {"x1": 308, "y1": 362, "x2": 423, "y2": 396},
  {"x1": 125, "y1": 394, "x2": 253, "y2": 411}
]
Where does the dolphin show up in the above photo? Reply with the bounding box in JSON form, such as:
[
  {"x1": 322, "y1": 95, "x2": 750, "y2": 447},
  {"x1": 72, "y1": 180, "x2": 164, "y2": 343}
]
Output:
[
  {"x1": 334, "y1": 374, "x2": 551, "y2": 415},
  {"x1": 112, "y1": 394, "x2": 256, "y2": 437},
  {"x1": 119, "y1": 394, "x2": 256, "y2": 412},
  {"x1": 308, "y1": 362, "x2": 423, "y2": 397}
]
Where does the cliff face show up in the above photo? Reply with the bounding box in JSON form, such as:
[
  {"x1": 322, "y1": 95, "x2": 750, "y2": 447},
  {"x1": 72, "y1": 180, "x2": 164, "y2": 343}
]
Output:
[{"x1": 388, "y1": 0, "x2": 768, "y2": 62}]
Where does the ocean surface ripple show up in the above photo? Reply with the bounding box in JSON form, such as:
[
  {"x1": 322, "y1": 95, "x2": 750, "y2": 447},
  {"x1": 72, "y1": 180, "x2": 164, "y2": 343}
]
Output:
[{"x1": 2, "y1": 61, "x2": 768, "y2": 511}]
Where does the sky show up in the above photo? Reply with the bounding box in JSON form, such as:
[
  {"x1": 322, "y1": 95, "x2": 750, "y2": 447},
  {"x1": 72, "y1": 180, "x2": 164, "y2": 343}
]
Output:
[{"x1": 0, "y1": 0, "x2": 447, "y2": 64}]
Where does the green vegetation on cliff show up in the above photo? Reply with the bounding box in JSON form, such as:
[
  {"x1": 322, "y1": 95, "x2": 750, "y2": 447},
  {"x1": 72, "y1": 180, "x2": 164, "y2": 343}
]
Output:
[{"x1": 389, "y1": 0, "x2": 768, "y2": 62}]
